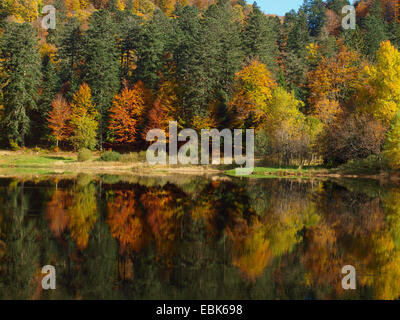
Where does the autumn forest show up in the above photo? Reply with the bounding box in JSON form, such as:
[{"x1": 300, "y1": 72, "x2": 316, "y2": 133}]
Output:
[
  {"x1": 0, "y1": 0, "x2": 400, "y2": 170},
  {"x1": 2, "y1": 0, "x2": 400, "y2": 302}
]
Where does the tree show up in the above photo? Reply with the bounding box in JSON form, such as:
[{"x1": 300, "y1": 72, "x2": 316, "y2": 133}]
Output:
[
  {"x1": 142, "y1": 79, "x2": 178, "y2": 140},
  {"x1": 356, "y1": 41, "x2": 400, "y2": 125},
  {"x1": 70, "y1": 115, "x2": 98, "y2": 150},
  {"x1": 229, "y1": 60, "x2": 277, "y2": 128},
  {"x1": 281, "y1": 9, "x2": 310, "y2": 99},
  {"x1": 0, "y1": 23, "x2": 41, "y2": 147},
  {"x1": 69, "y1": 83, "x2": 98, "y2": 150},
  {"x1": 108, "y1": 81, "x2": 153, "y2": 144},
  {"x1": 84, "y1": 10, "x2": 120, "y2": 148},
  {"x1": 47, "y1": 94, "x2": 71, "y2": 148},
  {"x1": 384, "y1": 112, "x2": 400, "y2": 170},
  {"x1": 1, "y1": 0, "x2": 40, "y2": 22},
  {"x1": 134, "y1": 10, "x2": 171, "y2": 89},
  {"x1": 155, "y1": 0, "x2": 176, "y2": 16},
  {"x1": 171, "y1": 5, "x2": 210, "y2": 123},
  {"x1": 57, "y1": 17, "x2": 85, "y2": 99},
  {"x1": 242, "y1": 3, "x2": 278, "y2": 73},
  {"x1": 262, "y1": 87, "x2": 318, "y2": 165},
  {"x1": 362, "y1": 0, "x2": 389, "y2": 59},
  {"x1": 321, "y1": 114, "x2": 387, "y2": 166},
  {"x1": 302, "y1": 0, "x2": 326, "y2": 37},
  {"x1": 307, "y1": 46, "x2": 362, "y2": 123},
  {"x1": 33, "y1": 54, "x2": 60, "y2": 144},
  {"x1": 203, "y1": 1, "x2": 243, "y2": 100}
]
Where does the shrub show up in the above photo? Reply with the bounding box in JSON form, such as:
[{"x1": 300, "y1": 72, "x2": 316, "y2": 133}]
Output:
[
  {"x1": 9, "y1": 139, "x2": 20, "y2": 151},
  {"x1": 320, "y1": 114, "x2": 386, "y2": 166},
  {"x1": 77, "y1": 148, "x2": 92, "y2": 162},
  {"x1": 100, "y1": 151, "x2": 121, "y2": 162},
  {"x1": 255, "y1": 129, "x2": 271, "y2": 159},
  {"x1": 338, "y1": 155, "x2": 387, "y2": 175},
  {"x1": 120, "y1": 151, "x2": 148, "y2": 163}
]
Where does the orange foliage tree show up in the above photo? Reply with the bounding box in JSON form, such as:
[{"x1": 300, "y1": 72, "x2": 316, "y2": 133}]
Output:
[
  {"x1": 47, "y1": 94, "x2": 72, "y2": 148},
  {"x1": 108, "y1": 81, "x2": 153, "y2": 144},
  {"x1": 307, "y1": 46, "x2": 362, "y2": 123},
  {"x1": 142, "y1": 78, "x2": 179, "y2": 140}
]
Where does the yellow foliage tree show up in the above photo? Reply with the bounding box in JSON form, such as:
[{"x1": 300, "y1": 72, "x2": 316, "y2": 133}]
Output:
[
  {"x1": 229, "y1": 59, "x2": 277, "y2": 128},
  {"x1": 69, "y1": 83, "x2": 99, "y2": 150},
  {"x1": 3, "y1": 0, "x2": 41, "y2": 22},
  {"x1": 356, "y1": 41, "x2": 400, "y2": 124},
  {"x1": 384, "y1": 112, "x2": 400, "y2": 169}
]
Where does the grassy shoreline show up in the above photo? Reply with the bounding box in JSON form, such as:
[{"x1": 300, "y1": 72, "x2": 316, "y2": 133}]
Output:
[{"x1": 0, "y1": 150, "x2": 399, "y2": 181}]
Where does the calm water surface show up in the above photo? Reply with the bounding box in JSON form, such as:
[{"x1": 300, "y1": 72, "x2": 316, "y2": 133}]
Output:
[{"x1": 0, "y1": 174, "x2": 399, "y2": 300}]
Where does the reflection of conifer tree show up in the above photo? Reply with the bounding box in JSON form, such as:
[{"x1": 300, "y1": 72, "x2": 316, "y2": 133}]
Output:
[{"x1": 0, "y1": 181, "x2": 39, "y2": 299}]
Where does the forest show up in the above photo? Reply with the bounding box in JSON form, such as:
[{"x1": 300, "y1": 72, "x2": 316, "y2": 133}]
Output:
[{"x1": 1, "y1": 0, "x2": 400, "y2": 170}]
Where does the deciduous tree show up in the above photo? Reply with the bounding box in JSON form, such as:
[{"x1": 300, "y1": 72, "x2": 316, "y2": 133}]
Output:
[{"x1": 47, "y1": 94, "x2": 71, "y2": 148}]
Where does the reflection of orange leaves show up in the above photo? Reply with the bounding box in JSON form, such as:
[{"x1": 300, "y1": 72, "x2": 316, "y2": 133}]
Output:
[
  {"x1": 46, "y1": 190, "x2": 72, "y2": 237},
  {"x1": 141, "y1": 190, "x2": 181, "y2": 265},
  {"x1": 107, "y1": 191, "x2": 147, "y2": 253},
  {"x1": 302, "y1": 224, "x2": 343, "y2": 291},
  {"x1": 228, "y1": 218, "x2": 270, "y2": 281}
]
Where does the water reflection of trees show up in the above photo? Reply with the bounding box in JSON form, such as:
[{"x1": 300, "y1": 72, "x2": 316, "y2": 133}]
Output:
[{"x1": 0, "y1": 176, "x2": 400, "y2": 299}]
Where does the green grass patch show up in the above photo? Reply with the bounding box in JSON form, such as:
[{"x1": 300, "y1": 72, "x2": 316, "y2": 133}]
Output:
[
  {"x1": 0, "y1": 154, "x2": 75, "y2": 167},
  {"x1": 226, "y1": 166, "x2": 326, "y2": 178}
]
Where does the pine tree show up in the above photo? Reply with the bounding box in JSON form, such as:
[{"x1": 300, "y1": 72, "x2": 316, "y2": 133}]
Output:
[
  {"x1": 135, "y1": 10, "x2": 171, "y2": 90},
  {"x1": 282, "y1": 9, "x2": 310, "y2": 100},
  {"x1": 203, "y1": 0, "x2": 243, "y2": 100},
  {"x1": 242, "y1": 3, "x2": 278, "y2": 73},
  {"x1": 362, "y1": 0, "x2": 389, "y2": 60},
  {"x1": 171, "y1": 5, "x2": 209, "y2": 123},
  {"x1": 84, "y1": 9, "x2": 120, "y2": 149},
  {"x1": 57, "y1": 17, "x2": 85, "y2": 98},
  {"x1": 302, "y1": 0, "x2": 326, "y2": 37},
  {"x1": 33, "y1": 55, "x2": 59, "y2": 144},
  {"x1": 0, "y1": 23, "x2": 41, "y2": 147},
  {"x1": 116, "y1": 9, "x2": 142, "y2": 83}
]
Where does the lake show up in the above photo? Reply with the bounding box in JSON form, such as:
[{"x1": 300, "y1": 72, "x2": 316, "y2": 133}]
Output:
[{"x1": 0, "y1": 174, "x2": 399, "y2": 300}]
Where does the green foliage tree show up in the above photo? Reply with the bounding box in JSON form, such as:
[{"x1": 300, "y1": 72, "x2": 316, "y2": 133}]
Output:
[
  {"x1": 362, "y1": 0, "x2": 389, "y2": 60},
  {"x1": 302, "y1": 0, "x2": 326, "y2": 37},
  {"x1": 242, "y1": 3, "x2": 278, "y2": 73},
  {"x1": 0, "y1": 23, "x2": 41, "y2": 147},
  {"x1": 84, "y1": 9, "x2": 120, "y2": 149}
]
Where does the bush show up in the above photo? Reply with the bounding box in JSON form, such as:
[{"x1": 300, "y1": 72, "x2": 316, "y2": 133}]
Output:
[
  {"x1": 120, "y1": 151, "x2": 148, "y2": 163},
  {"x1": 320, "y1": 114, "x2": 386, "y2": 166},
  {"x1": 338, "y1": 155, "x2": 387, "y2": 174},
  {"x1": 77, "y1": 148, "x2": 92, "y2": 162},
  {"x1": 9, "y1": 139, "x2": 20, "y2": 151},
  {"x1": 100, "y1": 151, "x2": 121, "y2": 162},
  {"x1": 255, "y1": 129, "x2": 271, "y2": 159}
]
